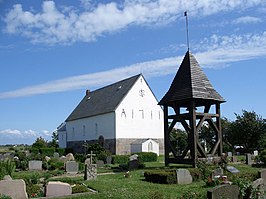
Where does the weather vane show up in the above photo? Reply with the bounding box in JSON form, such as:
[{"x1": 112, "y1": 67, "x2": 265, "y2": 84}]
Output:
[{"x1": 184, "y1": 11, "x2": 190, "y2": 51}]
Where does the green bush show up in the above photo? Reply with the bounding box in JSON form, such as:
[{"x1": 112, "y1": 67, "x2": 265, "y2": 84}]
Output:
[
  {"x1": 144, "y1": 170, "x2": 177, "y2": 184},
  {"x1": 0, "y1": 194, "x2": 12, "y2": 199},
  {"x1": 0, "y1": 160, "x2": 16, "y2": 179},
  {"x1": 48, "y1": 158, "x2": 64, "y2": 170},
  {"x1": 188, "y1": 168, "x2": 202, "y2": 182},
  {"x1": 56, "y1": 148, "x2": 65, "y2": 156},
  {"x1": 112, "y1": 155, "x2": 130, "y2": 164},
  {"x1": 72, "y1": 184, "x2": 89, "y2": 193},
  {"x1": 30, "y1": 148, "x2": 39, "y2": 154},
  {"x1": 74, "y1": 153, "x2": 86, "y2": 163},
  {"x1": 26, "y1": 184, "x2": 44, "y2": 198},
  {"x1": 40, "y1": 148, "x2": 55, "y2": 157},
  {"x1": 134, "y1": 152, "x2": 157, "y2": 162},
  {"x1": 259, "y1": 150, "x2": 266, "y2": 164}
]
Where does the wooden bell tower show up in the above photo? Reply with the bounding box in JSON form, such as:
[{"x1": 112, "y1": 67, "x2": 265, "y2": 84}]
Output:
[{"x1": 159, "y1": 51, "x2": 225, "y2": 167}]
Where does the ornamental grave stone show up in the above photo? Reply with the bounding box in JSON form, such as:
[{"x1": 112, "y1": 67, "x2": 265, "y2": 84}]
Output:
[
  {"x1": 226, "y1": 166, "x2": 240, "y2": 174},
  {"x1": 53, "y1": 152, "x2": 60, "y2": 159},
  {"x1": 84, "y1": 164, "x2": 97, "y2": 180},
  {"x1": 106, "y1": 156, "x2": 112, "y2": 164}
]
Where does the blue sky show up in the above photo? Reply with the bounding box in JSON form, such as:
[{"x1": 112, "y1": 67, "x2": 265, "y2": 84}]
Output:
[{"x1": 0, "y1": 0, "x2": 266, "y2": 145}]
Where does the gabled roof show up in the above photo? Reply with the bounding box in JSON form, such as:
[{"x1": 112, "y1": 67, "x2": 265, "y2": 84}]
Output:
[
  {"x1": 66, "y1": 74, "x2": 141, "y2": 122},
  {"x1": 159, "y1": 51, "x2": 225, "y2": 106}
]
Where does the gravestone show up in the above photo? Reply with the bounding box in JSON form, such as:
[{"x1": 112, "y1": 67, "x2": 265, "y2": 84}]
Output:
[
  {"x1": 175, "y1": 169, "x2": 192, "y2": 185},
  {"x1": 53, "y1": 152, "x2": 60, "y2": 159},
  {"x1": 59, "y1": 155, "x2": 67, "y2": 163},
  {"x1": 86, "y1": 151, "x2": 96, "y2": 165},
  {"x1": 258, "y1": 169, "x2": 266, "y2": 182},
  {"x1": 232, "y1": 156, "x2": 238, "y2": 163},
  {"x1": 129, "y1": 154, "x2": 138, "y2": 161},
  {"x1": 226, "y1": 166, "x2": 240, "y2": 174},
  {"x1": 3, "y1": 175, "x2": 12, "y2": 180},
  {"x1": 212, "y1": 168, "x2": 223, "y2": 179},
  {"x1": 246, "y1": 153, "x2": 252, "y2": 165},
  {"x1": 254, "y1": 150, "x2": 259, "y2": 156},
  {"x1": 65, "y1": 161, "x2": 79, "y2": 174},
  {"x1": 106, "y1": 156, "x2": 112, "y2": 164},
  {"x1": 28, "y1": 160, "x2": 42, "y2": 170},
  {"x1": 0, "y1": 179, "x2": 28, "y2": 199},
  {"x1": 66, "y1": 153, "x2": 75, "y2": 161},
  {"x1": 96, "y1": 160, "x2": 104, "y2": 168},
  {"x1": 207, "y1": 184, "x2": 239, "y2": 199},
  {"x1": 46, "y1": 181, "x2": 72, "y2": 197},
  {"x1": 45, "y1": 156, "x2": 51, "y2": 162},
  {"x1": 128, "y1": 159, "x2": 139, "y2": 170},
  {"x1": 227, "y1": 152, "x2": 232, "y2": 157},
  {"x1": 84, "y1": 164, "x2": 97, "y2": 180}
]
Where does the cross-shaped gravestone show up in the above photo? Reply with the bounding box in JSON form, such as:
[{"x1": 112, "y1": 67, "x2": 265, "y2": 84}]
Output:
[{"x1": 87, "y1": 151, "x2": 96, "y2": 164}]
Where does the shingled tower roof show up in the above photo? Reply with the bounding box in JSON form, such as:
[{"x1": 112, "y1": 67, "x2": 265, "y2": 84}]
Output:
[{"x1": 159, "y1": 51, "x2": 225, "y2": 106}]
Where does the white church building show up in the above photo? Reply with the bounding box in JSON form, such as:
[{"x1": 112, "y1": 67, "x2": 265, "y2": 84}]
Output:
[{"x1": 58, "y1": 74, "x2": 164, "y2": 155}]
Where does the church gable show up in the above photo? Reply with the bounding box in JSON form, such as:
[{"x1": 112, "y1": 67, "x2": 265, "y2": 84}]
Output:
[{"x1": 66, "y1": 74, "x2": 141, "y2": 122}]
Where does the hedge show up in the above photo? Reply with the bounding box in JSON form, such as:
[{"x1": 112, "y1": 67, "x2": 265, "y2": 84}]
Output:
[
  {"x1": 144, "y1": 170, "x2": 177, "y2": 184},
  {"x1": 134, "y1": 152, "x2": 157, "y2": 162},
  {"x1": 30, "y1": 148, "x2": 39, "y2": 154},
  {"x1": 112, "y1": 155, "x2": 130, "y2": 164}
]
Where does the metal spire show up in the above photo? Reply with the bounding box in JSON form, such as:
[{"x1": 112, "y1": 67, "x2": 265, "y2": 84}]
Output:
[{"x1": 184, "y1": 11, "x2": 190, "y2": 51}]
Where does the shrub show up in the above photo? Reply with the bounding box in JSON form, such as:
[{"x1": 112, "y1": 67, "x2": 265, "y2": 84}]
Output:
[
  {"x1": 144, "y1": 170, "x2": 177, "y2": 184},
  {"x1": 48, "y1": 158, "x2": 64, "y2": 170},
  {"x1": 74, "y1": 153, "x2": 86, "y2": 163},
  {"x1": 0, "y1": 194, "x2": 12, "y2": 199},
  {"x1": 30, "y1": 148, "x2": 39, "y2": 154},
  {"x1": 259, "y1": 150, "x2": 266, "y2": 164},
  {"x1": 56, "y1": 148, "x2": 65, "y2": 156},
  {"x1": 26, "y1": 184, "x2": 44, "y2": 198},
  {"x1": 112, "y1": 155, "x2": 130, "y2": 164},
  {"x1": 40, "y1": 148, "x2": 55, "y2": 157},
  {"x1": 0, "y1": 160, "x2": 16, "y2": 179},
  {"x1": 188, "y1": 168, "x2": 202, "y2": 182},
  {"x1": 72, "y1": 184, "x2": 89, "y2": 193},
  {"x1": 20, "y1": 160, "x2": 28, "y2": 171},
  {"x1": 134, "y1": 152, "x2": 157, "y2": 162}
]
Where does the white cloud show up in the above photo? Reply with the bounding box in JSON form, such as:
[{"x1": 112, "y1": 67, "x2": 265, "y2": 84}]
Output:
[
  {"x1": 232, "y1": 16, "x2": 262, "y2": 24},
  {"x1": 0, "y1": 31, "x2": 265, "y2": 99},
  {"x1": 3, "y1": 0, "x2": 265, "y2": 44},
  {"x1": 0, "y1": 129, "x2": 52, "y2": 145}
]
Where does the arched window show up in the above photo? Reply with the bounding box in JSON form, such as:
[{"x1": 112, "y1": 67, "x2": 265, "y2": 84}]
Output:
[
  {"x1": 83, "y1": 125, "x2": 86, "y2": 136},
  {"x1": 98, "y1": 135, "x2": 104, "y2": 147},
  {"x1": 148, "y1": 141, "x2": 153, "y2": 152}
]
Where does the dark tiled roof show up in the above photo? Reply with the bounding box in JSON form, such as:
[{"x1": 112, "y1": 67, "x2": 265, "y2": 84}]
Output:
[
  {"x1": 66, "y1": 74, "x2": 141, "y2": 122},
  {"x1": 159, "y1": 51, "x2": 225, "y2": 106}
]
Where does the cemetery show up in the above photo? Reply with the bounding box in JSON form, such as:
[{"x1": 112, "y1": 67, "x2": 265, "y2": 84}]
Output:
[{"x1": 0, "y1": 52, "x2": 266, "y2": 199}]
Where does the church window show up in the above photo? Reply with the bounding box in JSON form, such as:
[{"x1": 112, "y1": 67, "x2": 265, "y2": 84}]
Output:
[
  {"x1": 121, "y1": 109, "x2": 126, "y2": 118},
  {"x1": 72, "y1": 127, "x2": 74, "y2": 137},
  {"x1": 151, "y1": 111, "x2": 153, "y2": 119},
  {"x1": 83, "y1": 125, "x2": 86, "y2": 136},
  {"x1": 139, "y1": 110, "x2": 144, "y2": 119},
  {"x1": 61, "y1": 134, "x2": 64, "y2": 140},
  {"x1": 148, "y1": 141, "x2": 153, "y2": 152},
  {"x1": 132, "y1": 109, "x2": 134, "y2": 119},
  {"x1": 98, "y1": 135, "x2": 104, "y2": 147}
]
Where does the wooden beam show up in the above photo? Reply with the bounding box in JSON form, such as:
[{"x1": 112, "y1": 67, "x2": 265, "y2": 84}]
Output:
[
  {"x1": 163, "y1": 105, "x2": 169, "y2": 166},
  {"x1": 197, "y1": 141, "x2": 207, "y2": 158},
  {"x1": 210, "y1": 140, "x2": 220, "y2": 155}
]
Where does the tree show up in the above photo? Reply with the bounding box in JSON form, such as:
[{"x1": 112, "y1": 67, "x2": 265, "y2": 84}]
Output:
[
  {"x1": 48, "y1": 131, "x2": 59, "y2": 148},
  {"x1": 32, "y1": 136, "x2": 48, "y2": 149},
  {"x1": 170, "y1": 127, "x2": 187, "y2": 155},
  {"x1": 227, "y1": 110, "x2": 266, "y2": 152}
]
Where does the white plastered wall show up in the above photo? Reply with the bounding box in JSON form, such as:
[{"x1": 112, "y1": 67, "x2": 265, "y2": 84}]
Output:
[{"x1": 115, "y1": 75, "x2": 164, "y2": 139}]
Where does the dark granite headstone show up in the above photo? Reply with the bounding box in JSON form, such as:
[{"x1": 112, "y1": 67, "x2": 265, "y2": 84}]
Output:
[
  {"x1": 226, "y1": 166, "x2": 240, "y2": 174},
  {"x1": 128, "y1": 159, "x2": 139, "y2": 170},
  {"x1": 246, "y1": 153, "x2": 252, "y2": 165},
  {"x1": 207, "y1": 184, "x2": 239, "y2": 199}
]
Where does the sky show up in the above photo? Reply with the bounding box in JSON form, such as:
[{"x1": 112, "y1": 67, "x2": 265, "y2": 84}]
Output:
[{"x1": 0, "y1": 0, "x2": 266, "y2": 145}]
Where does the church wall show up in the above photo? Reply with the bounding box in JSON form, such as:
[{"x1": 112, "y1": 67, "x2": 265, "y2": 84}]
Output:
[
  {"x1": 115, "y1": 76, "x2": 164, "y2": 139},
  {"x1": 58, "y1": 131, "x2": 66, "y2": 148},
  {"x1": 66, "y1": 112, "x2": 115, "y2": 143}
]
